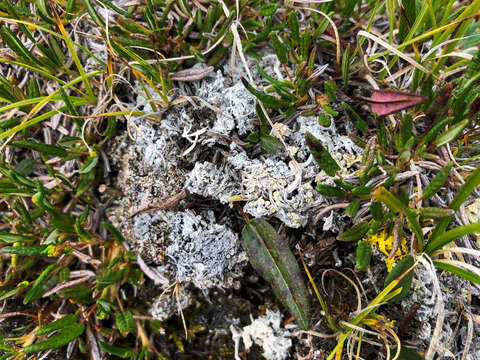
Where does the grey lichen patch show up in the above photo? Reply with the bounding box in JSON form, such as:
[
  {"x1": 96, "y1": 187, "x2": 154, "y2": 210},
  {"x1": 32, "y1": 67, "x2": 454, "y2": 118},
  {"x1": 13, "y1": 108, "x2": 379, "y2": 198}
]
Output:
[
  {"x1": 128, "y1": 209, "x2": 246, "y2": 289},
  {"x1": 185, "y1": 162, "x2": 238, "y2": 204},
  {"x1": 232, "y1": 309, "x2": 293, "y2": 360},
  {"x1": 132, "y1": 212, "x2": 172, "y2": 264},
  {"x1": 165, "y1": 210, "x2": 245, "y2": 287},
  {"x1": 400, "y1": 263, "x2": 480, "y2": 357}
]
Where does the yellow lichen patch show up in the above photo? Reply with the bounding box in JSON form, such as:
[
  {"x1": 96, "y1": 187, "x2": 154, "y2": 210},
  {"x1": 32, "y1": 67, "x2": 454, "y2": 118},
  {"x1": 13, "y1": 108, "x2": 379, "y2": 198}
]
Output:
[{"x1": 364, "y1": 228, "x2": 408, "y2": 272}]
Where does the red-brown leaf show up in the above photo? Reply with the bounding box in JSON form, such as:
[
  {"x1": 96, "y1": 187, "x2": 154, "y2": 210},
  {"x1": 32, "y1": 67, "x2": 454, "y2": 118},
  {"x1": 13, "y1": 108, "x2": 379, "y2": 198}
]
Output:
[{"x1": 367, "y1": 89, "x2": 427, "y2": 116}]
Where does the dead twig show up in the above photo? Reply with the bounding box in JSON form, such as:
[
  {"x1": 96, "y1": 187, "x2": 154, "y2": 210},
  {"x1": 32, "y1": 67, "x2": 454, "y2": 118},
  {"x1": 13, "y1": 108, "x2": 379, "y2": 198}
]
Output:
[{"x1": 128, "y1": 189, "x2": 188, "y2": 218}]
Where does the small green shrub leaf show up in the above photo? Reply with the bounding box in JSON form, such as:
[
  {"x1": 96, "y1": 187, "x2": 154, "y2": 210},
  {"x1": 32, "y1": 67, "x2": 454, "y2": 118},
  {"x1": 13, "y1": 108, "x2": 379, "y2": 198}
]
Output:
[
  {"x1": 37, "y1": 314, "x2": 77, "y2": 336},
  {"x1": 242, "y1": 218, "x2": 311, "y2": 330},
  {"x1": 270, "y1": 32, "x2": 288, "y2": 64},
  {"x1": 260, "y1": 135, "x2": 283, "y2": 153},
  {"x1": 23, "y1": 323, "x2": 84, "y2": 353},
  {"x1": 79, "y1": 155, "x2": 98, "y2": 174},
  {"x1": 2, "y1": 245, "x2": 49, "y2": 256},
  {"x1": 241, "y1": 77, "x2": 288, "y2": 109},
  {"x1": 433, "y1": 119, "x2": 468, "y2": 147},
  {"x1": 374, "y1": 187, "x2": 424, "y2": 251},
  {"x1": 99, "y1": 342, "x2": 135, "y2": 358},
  {"x1": 259, "y1": 2, "x2": 277, "y2": 17},
  {"x1": 288, "y1": 12, "x2": 300, "y2": 43},
  {"x1": 346, "y1": 199, "x2": 361, "y2": 217},
  {"x1": 305, "y1": 132, "x2": 340, "y2": 176},
  {"x1": 430, "y1": 165, "x2": 480, "y2": 243},
  {"x1": 315, "y1": 184, "x2": 345, "y2": 197},
  {"x1": 383, "y1": 255, "x2": 414, "y2": 303},
  {"x1": 9, "y1": 140, "x2": 68, "y2": 157},
  {"x1": 337, "y1": 221, "x2": 369, "y2": 242},
  {"x1": 418, "y1": 207, "x2": 454, "y2": 219},
  {"x1": 115, "y1": 310, "x2": 135, "y2": 336},
  {"x1": 422, "y1": 162, "x2": 452, "y2": 200},
  {"x1": 24, "y1": 263, "x2": 57, "y2": 304},
  {"x1": 0, "y1": 232, "x2": 36, "y2": 244},
  {"x1": 356, "y1": 240, "x2": 372, "y2": 270}
]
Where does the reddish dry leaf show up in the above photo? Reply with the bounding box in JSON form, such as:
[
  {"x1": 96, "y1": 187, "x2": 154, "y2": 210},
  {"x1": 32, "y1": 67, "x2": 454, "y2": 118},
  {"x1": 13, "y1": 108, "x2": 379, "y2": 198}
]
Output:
[{"x1": 367, "y1": 89, "x2": 427, "y2": 116}]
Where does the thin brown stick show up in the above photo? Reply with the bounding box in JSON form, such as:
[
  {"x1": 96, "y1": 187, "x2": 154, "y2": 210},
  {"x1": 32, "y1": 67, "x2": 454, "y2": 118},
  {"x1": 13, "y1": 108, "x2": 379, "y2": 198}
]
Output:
[{"x1": 128, "y1": 190, "x2": 188, "y2": 218}]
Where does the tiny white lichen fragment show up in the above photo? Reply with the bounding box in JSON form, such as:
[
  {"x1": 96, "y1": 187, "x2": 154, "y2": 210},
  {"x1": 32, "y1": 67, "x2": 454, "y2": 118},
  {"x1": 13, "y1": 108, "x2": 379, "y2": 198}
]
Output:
[{"x1": 240, "y1": 309, "x2": 292, "y2": 360}]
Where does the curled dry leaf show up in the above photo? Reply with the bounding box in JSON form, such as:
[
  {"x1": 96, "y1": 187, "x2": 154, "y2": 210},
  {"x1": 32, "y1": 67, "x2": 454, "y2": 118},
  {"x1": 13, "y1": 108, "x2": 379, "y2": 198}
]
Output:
[{"x1": 366, "y1": 89, "x2": 427, "y2": 116}]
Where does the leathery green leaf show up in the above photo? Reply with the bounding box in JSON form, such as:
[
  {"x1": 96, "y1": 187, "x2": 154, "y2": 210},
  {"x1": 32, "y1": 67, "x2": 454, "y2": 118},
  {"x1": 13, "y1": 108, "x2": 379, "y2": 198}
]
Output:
[
  {"x1": 305, "y1": 131, "x2": 340, "y2": 176},
  {"x1": 383, "y1": 255, "x2": 415, "y2": 302},
  {"x1": 242, "y1": 218, "x2": 311, "y2": 330},
  {"x1": 37, "y1": 314, "x2": 77, "y2": 336},
  {"x1": 23, "y1": 323, "x2": 84, "y2": 353}
]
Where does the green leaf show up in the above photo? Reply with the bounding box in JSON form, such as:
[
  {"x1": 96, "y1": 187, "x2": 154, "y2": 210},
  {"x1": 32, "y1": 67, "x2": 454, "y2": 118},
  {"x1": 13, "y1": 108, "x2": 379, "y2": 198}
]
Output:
[
  {"x1": 426, "y1": 222, "x2": 480, "y2": 254},
  {"x1": 430, "y1": 164, "x2": 480, "y2": 244},
  {"x1": 14, "y1": 158, "x2": 37, "y2": 176},
  {"x1": 346, "y1": 200, "x2": 361, "y2": 217},
  {"x1": 341, "y1": 0, "x2": 359, "y2": 17},
  {"x1": 383, "y1": 255, "x2": 415, "y2": 303},
  {"x1": 315, "y1": 184, "x2": 345, "y2": 197},
  {"x1": 270, "y1": 32, "x2": 288, "y2": 64},
  {"x1": 341, "y1": 102, "x2": 368, "y2": 134},
  {"x1": 318, "y1": 113, "x2": 331, "y2": 127},
  {"x1": 337, "y1": 221, "x2": 369, "y2": 242},
  {"x1": 288, "y1": 12, "x2": 300, "y2": 44},
  {"x1": 96, "y1": 267, "x2": 125, "y2": 290},
  {"x1": 370, "y1": 201, "x2": 383, "y2": 221},
  {"x1": 0, "y1": 232, "x2": 36, "y2": 244},
  {"x1": 418, "y1": 207, "x2": 454, "y2": 219},
  {"x1": 79, "y1": 155, "x2": 98, "y2": 174},
  {"x1": 241, "y1": 77, "x2": 288, "y2": 109},
  {"x1": 374, "y1": 187, "x2": 424, "y2": 252},
  {"x1": 0, "y1": 182, "x2": 33, "y2": 196},
  {"x1": 418, "y1": 116, "x2": 454, "y2": 149},
  {"x1": 115, "y1": 311, "x2": 134, "y2": 336},
  {"x1": 23, "y1": 323, "x2": 84, "y2": 353},
  {"x1": 2, "y1": 245, "x2": 49, "y2": 256},
  {"x1": 260, "y1": 135, "x2": 283, "y2": 153},
  {"x1": 37, "y1": 315, "x2": 77, "y2": 336},
  {"x1": 61, "y1": 284, "x2": 93, "y2": 304},
  {"x1": 0, "y1": 282, "x2": 29, "y2": 301},
  {"x1": 9, "y1": 140, "x2": 68, "y2": 157},
  {"x1": 259, "y1": 2, "x2": 277, "y2": 17},
  {"x1": 401, "y1": 113, "x2": 413, "y2": 147},
  {"x1": 305, "y1": 132, "x2": 340, "y2": 176},
  {"x1": 103, "y1": 221, "x2": 125, "y2": 244},
  {"x1": 422, "y1": 162, "x2": 452, "y2": 200},
  {"x1": 433, "y1": 119, "x2": 468, "y2": 147},
  {"x1": 242, "y1": 218, "x2": 311, "y2": 330},
  {"x1": 351, "y1": 186, "x2": 372, "y2": 197},
  {"x1": 433, "y1": 261, "x2": 480, "y2": 285},
  {"x1": 99, "y1": 342, "x2": 135, "y2": 358},
  {"x1": 356, "y1": 240, "x2": 372, "y2": 270},
  {"x1": 24, "y1": 263, "x2": 57, "y2": 304},
  {"x1": 0, "y1": 26, "x2": 40, "y2": 66}
]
